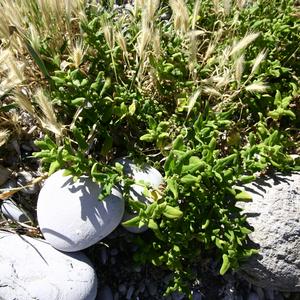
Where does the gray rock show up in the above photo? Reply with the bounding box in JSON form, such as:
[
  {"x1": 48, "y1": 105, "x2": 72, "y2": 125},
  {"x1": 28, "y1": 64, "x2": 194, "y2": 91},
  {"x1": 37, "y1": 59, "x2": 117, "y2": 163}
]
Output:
[
  {"x1": 237, "y1": 172, "x2": 300, "y2": 292},
  {"x1": 97, "y1": 285, "x2": 113, "y2": 300},
  {"x1": 1, "y1": 200, "x2": 29, "y2": 222},
  {"x1": 0, "y1": 231, "x2": 97, "y2": 300}
]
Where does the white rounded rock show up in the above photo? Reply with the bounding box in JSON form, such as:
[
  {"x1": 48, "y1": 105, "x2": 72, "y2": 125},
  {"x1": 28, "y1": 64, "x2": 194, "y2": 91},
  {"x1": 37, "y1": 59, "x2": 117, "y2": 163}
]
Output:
[
  {"x1": 116, "y1": 158, "x2": 164, "y2": 233},
  {"x1": 37, "y1": 170, "x2": 125, "y2": 252},
  {"x1": 0, "y1": 231, "x2": 97, "y2": 300}
]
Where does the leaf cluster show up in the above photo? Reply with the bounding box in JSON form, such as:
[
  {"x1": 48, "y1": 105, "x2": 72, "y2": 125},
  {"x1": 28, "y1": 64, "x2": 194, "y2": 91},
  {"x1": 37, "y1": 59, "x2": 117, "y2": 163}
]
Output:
[{"x1": 1, "y1": 0, "x2": 299, "y2": 296}]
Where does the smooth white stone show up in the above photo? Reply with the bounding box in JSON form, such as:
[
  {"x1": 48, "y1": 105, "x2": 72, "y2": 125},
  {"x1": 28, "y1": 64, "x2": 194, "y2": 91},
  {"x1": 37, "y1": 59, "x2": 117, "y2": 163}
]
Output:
[
  {"x1": 1, "y1": 200, "x2": 29, "y2": 223},
  {"x1": 116, "y1": 158, "x2": 164, "y2": 233},
  {"x1": 0, "y1": 231, "x2": 97, "y2": 300},
  {"x1": 37, "y1": 170, "x2": 125, "y2": 252}
]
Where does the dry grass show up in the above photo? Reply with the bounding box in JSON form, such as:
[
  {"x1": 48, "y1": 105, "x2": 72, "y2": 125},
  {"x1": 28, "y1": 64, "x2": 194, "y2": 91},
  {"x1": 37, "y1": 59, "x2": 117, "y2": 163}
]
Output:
[{"x1": 0, "y1": 0, "x2": 84, "y2": 139}]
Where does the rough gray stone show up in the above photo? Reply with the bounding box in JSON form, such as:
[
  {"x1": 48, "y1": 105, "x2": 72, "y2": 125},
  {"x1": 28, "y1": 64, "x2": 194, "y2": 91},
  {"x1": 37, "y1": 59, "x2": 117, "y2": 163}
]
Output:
[
  {"x1": 237, "y1": 172, "x2": 300, "y2": 292},
  {"x1": 0, "y1": 231, "x2": 97, "y2": 300}
]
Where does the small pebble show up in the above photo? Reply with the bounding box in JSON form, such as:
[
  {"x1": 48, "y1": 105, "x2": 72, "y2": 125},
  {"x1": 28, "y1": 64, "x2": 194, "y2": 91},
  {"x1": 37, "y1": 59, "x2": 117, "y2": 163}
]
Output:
[
  {"x1": 273, "y1": 293, "x2": 284, "y2": 300},
  {"x1": 192, "y1": 291, "x2": 202, "y2": 300},
  {"x1": 282, "y1": 293, "x2": 291, "y2": 299},
  {"x1": 264, "y1": 288, "x2": 274, "y2": 300},
  {"x1": 118, "y1": 284, "x2": 127, "y2": 295},
  {"x1": 1, "y1": 200, "x2": 29, "y2": 223},
  {"x1": 110, "y1": 248, "x2": 118, "y2": 256},
  {"x1": 133, "y1": 265, "x2": 142, "y2": 273},
  {"x1": 17, "y1": 171, "x2": 39, "y2": 194},
  {"x1": 126, "y1": 286, "x2": 134, "y2": 300},
  {"x1": 253, "y1": 286, "x2": 265, "y2": 300},
  {"x1": 138, "y1": 282, "x2": 145, "y2": 294},
  {"x1": 1, "y1": 179, "x2": 16, "y2": 189},
  {"x1": 0, "y1": 165, "x2": 10, "y2": 186},
  {"x1": 110, "y1": 257, "x2": 116, "y2": 265},
  {"x1": 247, "y1": 292, "x2": 260, "y2": 300},
  {"x1": 146, "y1": 282, "x2": 157, "y2": 296},
  {"x1": 97, "y1": 285, "x2": 113, "y2": 300},
  {"x1": 21, "y1": 144, "x2": 33, "y2": 152},
  {"x1": 100, "y1": 248, "x2": 108, "y2": 264},
  {"x1": 172, "y1": 291, "x2": 185, "y2": 300},
  {"x1": 113, "y1": 292, "x2": 119, "y2": 300}
]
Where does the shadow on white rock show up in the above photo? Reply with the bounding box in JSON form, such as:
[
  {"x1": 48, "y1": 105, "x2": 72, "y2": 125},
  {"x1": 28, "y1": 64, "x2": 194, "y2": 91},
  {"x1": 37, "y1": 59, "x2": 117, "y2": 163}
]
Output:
[
  {"x1": 236, "y1": 172, "x2": 300, "y2": 292},
  {"x1": 37, "y1": 170, "x2": 125, "y2": 252},
  {"x1": 115, "y1": 158, "x2": 164, "y2": 233},
  {"x1": 0, "y1": 231, "x2": 97, "y2": 300}
]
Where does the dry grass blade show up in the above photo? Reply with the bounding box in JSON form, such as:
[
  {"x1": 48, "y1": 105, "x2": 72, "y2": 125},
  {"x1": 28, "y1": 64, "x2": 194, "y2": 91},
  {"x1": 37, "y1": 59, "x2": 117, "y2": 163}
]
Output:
[
  {"x1": 203, "y1": 43, "x2": 215, "y2": 62},
  {"x1": 0, "y1": 129, "x2": 10, "y2": 146},
  {"x1": 169, "y1": 0, "x2": 190, "y2": 33},
  {"x1": 187, "y1": 89, "x2": 201, "y2": 117},
  {"x1": 0, "y1": 173, "x2": 48, "y2": 200},
  {"x1": 103, "y1": 24, "x2": 115, "y2": 50},
  {"x1": 35, "y1": 89, "x2": 63, "y2": 137},
  {"x1": 250, "y1": 49, "x2": 267, "y2": 75},
  {"x1": 192, "y1": 0, "x2": 201, "y2": 30},
  {"x1": 0, "y1": 49, "x2": 9, "y2": 65},
  {"x1": 223, "y1": 0, "x2": 232, "y2": 16},
  {"x1": 203, "y1": 87, "x2": 222, "y2": 97},
  {"x1": 12, "y1": 90, "x2": 35, "y2": 116},
  {"x1": 70, "y1": 39, "x2": 86, "y2": 68},
  {"x1": 235, "y1": 54, "x2": 245, "y2": 84},
  {"x1": 245, "y1": 82, "x2": 269, "y2": 93},
  {"x1": 152, "y1": 29, "x2": 161, "y2": 58},
  {"x1": 230, "y1": 32, "x2": 260, "y2": 56},
  {"x1": 147, "y1": 0, "x2": 160, "y2": 20}
]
